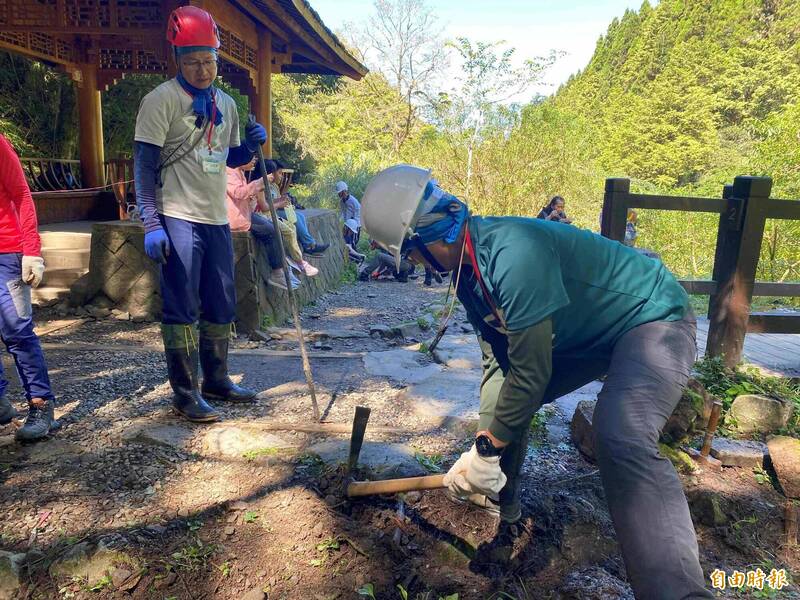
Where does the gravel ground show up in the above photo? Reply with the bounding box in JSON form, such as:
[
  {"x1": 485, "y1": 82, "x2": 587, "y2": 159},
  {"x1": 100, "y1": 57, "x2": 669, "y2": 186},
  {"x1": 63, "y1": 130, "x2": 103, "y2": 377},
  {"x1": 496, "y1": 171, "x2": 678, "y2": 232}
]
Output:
[{"x1": 0, "y1": 276, "x2": 796, "y2": 599}]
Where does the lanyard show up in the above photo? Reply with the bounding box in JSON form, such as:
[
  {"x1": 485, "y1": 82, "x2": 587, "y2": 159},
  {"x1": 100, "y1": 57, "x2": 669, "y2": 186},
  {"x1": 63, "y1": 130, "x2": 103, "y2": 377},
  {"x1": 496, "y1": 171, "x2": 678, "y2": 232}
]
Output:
[
  {"x1": 205, "y1": 93, "x2": 217, "y2": 153},
  {"x1": 464, "y1": 224, "x2": 506, "y2": 329}
]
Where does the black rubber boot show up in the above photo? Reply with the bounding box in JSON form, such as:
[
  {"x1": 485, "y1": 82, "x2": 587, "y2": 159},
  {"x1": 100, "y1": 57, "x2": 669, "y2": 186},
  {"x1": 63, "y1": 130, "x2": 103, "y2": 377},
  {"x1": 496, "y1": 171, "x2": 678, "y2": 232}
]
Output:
[
  {"x1": 162, "y1": 324, "x2": 219, "y2": 423},
  {"x1": 199, "y1": 322, "x2": 256, "y2": 403},
  {"x1": 15, "y1": 399, "x2": 57, "y2": 441},
  {"x1": 498, "y1": 428, "x2": 530, "y2": 524},
  {"x1": 0, "y1": 396, "x2": 19, "y2": 425},
  {"x1": 424, "y1": 268, "x2": 433, "y2": 286}
]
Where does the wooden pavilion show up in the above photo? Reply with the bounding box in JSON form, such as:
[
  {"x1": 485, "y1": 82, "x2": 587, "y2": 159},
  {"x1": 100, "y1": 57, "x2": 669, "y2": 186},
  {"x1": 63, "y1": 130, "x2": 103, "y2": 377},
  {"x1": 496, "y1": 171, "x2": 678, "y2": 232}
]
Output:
[{"x1": 0, "y1": 0, "x2": 366, "y2": 219}]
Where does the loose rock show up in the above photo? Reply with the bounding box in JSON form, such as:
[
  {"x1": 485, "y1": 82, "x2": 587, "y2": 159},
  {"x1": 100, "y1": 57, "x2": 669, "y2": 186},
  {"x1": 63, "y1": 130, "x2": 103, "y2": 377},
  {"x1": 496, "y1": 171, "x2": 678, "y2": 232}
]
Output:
[
  {"x1": 710, "y1": 438, "x2": 767, "y2": 468},
  {"x1": 767, "y1": 435, "x2": 800, "y2": 498},
  {"x1": 571, "y1": 400, "x2": 596, "y2": 462},
  {"x1": 730, "y1": 394, "x2": 793, "y2": 434}
]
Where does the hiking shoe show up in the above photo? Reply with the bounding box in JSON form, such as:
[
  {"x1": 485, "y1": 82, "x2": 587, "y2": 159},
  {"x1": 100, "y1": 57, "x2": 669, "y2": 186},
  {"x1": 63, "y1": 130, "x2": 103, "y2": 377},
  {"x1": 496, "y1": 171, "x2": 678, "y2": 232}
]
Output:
[
  {"x1": 0, "y1": 396, "x2": 19, "y2": 425},
  {"x1": 470, "y1": 518, "x2": 533, "y2": 577},
  {"x1": 301, "y1": 260, "x2": 319, "y2": 277},
  {"x1": 304, "y1": 242, "x2": 329, "y2": 256},
  {"x1": 267, "y1": 269, "x2": 289, "y2": 290},
  {"x1": 15, "y1": 399, "x2": 57, "y2": 441},
  {"x1": 433, "y1": 271, "x2": 443, "y2": 284}
]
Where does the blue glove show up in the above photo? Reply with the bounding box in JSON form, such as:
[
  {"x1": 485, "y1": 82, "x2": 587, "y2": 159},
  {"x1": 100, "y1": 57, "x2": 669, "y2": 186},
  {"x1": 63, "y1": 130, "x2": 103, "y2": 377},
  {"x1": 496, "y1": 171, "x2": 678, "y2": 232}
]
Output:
[
  {"x1": 144, "y1": 228, "x2": 170, "y2": 264},
  {"x1": 244, "y1": 121, "x2": 267, "y2": 151}
]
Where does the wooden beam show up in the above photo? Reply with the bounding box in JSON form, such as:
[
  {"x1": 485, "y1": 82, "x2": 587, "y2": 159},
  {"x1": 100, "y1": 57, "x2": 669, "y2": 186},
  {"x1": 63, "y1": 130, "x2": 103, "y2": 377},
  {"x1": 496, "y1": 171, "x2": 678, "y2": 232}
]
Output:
[
  {"x1": 289, "y1": 0, "x2": 367, "y2": 79},
  {"x1": 229, "y1": 0, "x2": 290, "y2": 44},
  {"x1": 255, "y1": 0, "x2": 337, "y2": 64},
  {"x1": 74, "y1": 63, "x2": 105, "y2": 189},
  {"x1": 747, "y1": 313, "x2": 800, "y2": 334},
  {"x1": 751, "y1": 282, "x2": 800, "y2": 297},
  {"x1": 679, "y1": 280, "x2": 718, "y2": 295},
  {"x1": 0, "y1": 25, "x2": 162, "y2": 35},
  {"x1": 256, "y1": 28, "x2": 273, "y2": 156}
]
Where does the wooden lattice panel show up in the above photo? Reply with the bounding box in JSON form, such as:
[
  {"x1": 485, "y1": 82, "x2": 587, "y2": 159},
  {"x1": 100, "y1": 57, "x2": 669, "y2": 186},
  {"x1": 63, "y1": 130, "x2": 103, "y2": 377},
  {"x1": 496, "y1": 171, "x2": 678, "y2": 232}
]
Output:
[
  {"x1": 134, "y1": 48, "x2": 167, "y2": 72},
  {"x1": 65, "y1": 0, "x2": 111, "y2": 28},
  {"x1": 0, "y1": 29, "x2": 75, "y2": 64},
  {"x1": 0, "y1": 0, "x2": 59, "y2": 28},
  {"x1": 99, "y1": 47, "x2": 132, "y2": 71},
  {"x1": 218, "y1": 25, "x2": 257, "y2": 72},
  {"x1": 98, "y1": 45, "x2": 167, "y2": 73},
  {"x1": 116, "y1": 0, "x2": 161, "y2": 28}
]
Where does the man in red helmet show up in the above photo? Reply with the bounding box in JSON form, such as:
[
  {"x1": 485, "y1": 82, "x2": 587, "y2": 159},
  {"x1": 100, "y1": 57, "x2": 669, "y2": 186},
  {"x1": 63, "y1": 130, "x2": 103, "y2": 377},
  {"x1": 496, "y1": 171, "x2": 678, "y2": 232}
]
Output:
[{"x1": 134, "y1": 6, "x2": 268, "y2": 422}]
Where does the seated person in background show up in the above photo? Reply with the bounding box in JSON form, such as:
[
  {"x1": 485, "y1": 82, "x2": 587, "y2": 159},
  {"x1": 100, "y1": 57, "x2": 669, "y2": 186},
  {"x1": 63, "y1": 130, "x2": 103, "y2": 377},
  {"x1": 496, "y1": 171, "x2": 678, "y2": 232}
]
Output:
[
  {"x1": 335, "y1": 181, "x2": 364, "y2": 261},
  {"x1": 271, "y1": 160, "x2": 329, "y2": 256},
  {"x1": 624, "y1": 209, "x2": 638, "y2": 247},
  {"x1": 225, "y1": 159, "x2": 299, "y2": 290},
  {"x1": 537, "y1": 195, "x2": 573, "y2": 224},
  {"x1": 359, "y1": 241, "x2": 414, "y2": 282},
  {"x1": 261, "y1": 160, "x2": 319, "y2": 278}
]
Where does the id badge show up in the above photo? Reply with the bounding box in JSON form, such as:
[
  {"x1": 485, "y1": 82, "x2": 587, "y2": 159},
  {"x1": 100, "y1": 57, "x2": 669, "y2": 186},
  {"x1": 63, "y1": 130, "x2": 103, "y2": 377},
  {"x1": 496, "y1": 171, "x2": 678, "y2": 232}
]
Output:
[{"x1": 202, "y1": 157, "x2": 222, "y2": 174}]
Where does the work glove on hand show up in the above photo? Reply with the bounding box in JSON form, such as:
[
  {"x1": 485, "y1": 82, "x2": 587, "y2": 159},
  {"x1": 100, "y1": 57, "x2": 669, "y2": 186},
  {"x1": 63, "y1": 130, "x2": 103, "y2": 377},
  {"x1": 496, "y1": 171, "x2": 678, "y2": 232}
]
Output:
[
  {"x1": 144, "y1": 228, "x2": 170, "y2": 264},
  {"x1": 244, "y1": 121, "x2": 268, "y2": 151},
  {"x1": 443, "y1": 445, "x2": 507, "y2": 499},
  {"x1": 21, "y1": 256, "x2": 45, "y2": 288}
]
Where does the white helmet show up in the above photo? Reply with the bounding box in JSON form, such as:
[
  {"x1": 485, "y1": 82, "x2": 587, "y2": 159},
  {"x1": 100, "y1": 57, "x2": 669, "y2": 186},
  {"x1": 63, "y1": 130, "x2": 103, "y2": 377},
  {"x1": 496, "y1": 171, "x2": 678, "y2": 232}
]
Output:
[
  {"x1": 334, "y1": 181, "x2": 348, "y2": 194},
  {"x1": 361, "y1": 164, "x2": 432, "y2": 270}
]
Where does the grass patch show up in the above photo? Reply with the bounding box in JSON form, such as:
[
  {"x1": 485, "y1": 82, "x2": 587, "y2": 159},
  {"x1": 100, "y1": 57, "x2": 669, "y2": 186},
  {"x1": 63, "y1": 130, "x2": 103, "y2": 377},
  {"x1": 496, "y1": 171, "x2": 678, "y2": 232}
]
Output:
[
  {"x1": 529, "y1": 411, "x2": 549, "y2": 448},
  {"x1": 417, "y1": 316, "x2": 432, "y2": 330},
  {"x1": 243, "y1": 511, "x2": 259, "y2": 523},
  {"x1": 414, "y1": 451, "x2": 444, "y2": 473},
  {"x1": 242, "y1": 447, "x2": 284, "y2": 461},
  {"x1": 693, "y1": 355, "x2": 800, "y2": 435},
  {"x1": 339, "y1": 260, "x2": 358, "y2": 286},
  {"x1": 170, "y1": 539, "x2": 219, "y2": 571}
]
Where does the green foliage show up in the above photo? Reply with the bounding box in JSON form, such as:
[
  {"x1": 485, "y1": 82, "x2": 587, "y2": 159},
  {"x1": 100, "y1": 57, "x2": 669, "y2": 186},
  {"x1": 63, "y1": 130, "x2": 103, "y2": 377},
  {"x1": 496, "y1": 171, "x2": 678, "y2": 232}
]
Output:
[
  {"x1": 243, "y1": 511, "x2": 259, "y2": 523},
  {"x1": 357, "y1": 583, "x2": 376, "y2": 599},
  {"x1": 88, "y1": 575, "x2": 112, "y2": 592},
  {"x1": 170, "y1": 539, "x2": 218, "y2": 571},
  {"x1": 242, "y1": 447, "x2": 282, "y2": 461},
  {"x1": 414, "y1": 451, "x2": 444, "y2": 473},
  {"x1": 692, "y1": 356, "x2": 800, "y2": 434}
]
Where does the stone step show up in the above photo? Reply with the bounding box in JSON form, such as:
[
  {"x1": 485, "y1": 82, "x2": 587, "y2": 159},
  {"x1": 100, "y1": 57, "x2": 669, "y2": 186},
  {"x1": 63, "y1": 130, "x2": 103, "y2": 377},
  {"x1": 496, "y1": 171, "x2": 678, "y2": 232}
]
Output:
[
  {"x1": 42, "y1": 267, "x2": 88, "y2": 288},
  {"x1": 41, "y1": 248, "x2": 90, "y2": 270},
  {"x1": 39, "y1": 231, "x2": 91, "y2": 251},
  {"x1": 32, "y1": 286, "x2": 71, "y2": 304}
]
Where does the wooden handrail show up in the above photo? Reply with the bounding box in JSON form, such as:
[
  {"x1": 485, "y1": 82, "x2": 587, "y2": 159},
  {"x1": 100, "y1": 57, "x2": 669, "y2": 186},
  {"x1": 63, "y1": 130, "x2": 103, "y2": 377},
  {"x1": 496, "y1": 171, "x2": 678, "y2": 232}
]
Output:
[{"x1": 601, "y1": 176, "x2": 800, "y2": 366}]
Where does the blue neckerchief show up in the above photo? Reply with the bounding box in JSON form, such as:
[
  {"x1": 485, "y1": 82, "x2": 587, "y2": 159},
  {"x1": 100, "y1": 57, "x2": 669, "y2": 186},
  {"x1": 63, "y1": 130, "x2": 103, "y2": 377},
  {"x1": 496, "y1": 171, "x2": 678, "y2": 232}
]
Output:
[
  {"x1": 404, "y1": 182, "x2": 469, "y2": 249},
  {"x1": 176, "y1": 72, "x2": 222, "y2": 128}
]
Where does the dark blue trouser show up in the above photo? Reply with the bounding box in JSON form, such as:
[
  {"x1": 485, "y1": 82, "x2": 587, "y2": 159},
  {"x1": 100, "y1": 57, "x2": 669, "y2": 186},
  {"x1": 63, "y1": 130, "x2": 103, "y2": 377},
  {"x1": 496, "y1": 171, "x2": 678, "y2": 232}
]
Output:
[
  {"x1": 0, "y1": 253, "x2": 53, "y2": 401},
  {"x1": 278, "y1": 209, "x2": 315, "y2": 249},
  {"x1": 160, "y1": 215, "x2": 236, "y2": 325}
]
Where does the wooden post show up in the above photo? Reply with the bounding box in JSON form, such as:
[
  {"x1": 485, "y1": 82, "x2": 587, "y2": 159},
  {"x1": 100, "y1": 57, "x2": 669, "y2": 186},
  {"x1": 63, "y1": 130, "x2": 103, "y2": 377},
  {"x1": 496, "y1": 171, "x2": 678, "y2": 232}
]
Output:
[
  {"x1": 75, "y1": 62, "x2": 105, "y2": 189},
  {"x1": 256, "y1": 28, "x2": 273, "y2": 157},
  {"x1": 601, "y1": 178, "x2": 630, "y2": 242},
  {"x1": 705, "y1": 176, "x2": 772, "y2": 366}
]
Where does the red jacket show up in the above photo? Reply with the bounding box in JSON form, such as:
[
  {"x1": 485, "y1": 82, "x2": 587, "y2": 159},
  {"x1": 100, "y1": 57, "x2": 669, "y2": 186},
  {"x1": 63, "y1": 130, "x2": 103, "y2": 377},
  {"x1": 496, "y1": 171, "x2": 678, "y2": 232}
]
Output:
[{"x1": 0, "y1": 134, "x2": 41, "y2": 256}]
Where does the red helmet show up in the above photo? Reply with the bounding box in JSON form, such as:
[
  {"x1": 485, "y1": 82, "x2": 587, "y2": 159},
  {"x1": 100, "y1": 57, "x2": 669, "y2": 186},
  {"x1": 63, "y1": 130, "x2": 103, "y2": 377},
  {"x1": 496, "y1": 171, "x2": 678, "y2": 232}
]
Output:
[{"x1": 166, "y1": 6, "x2": 220, "y2": 48}]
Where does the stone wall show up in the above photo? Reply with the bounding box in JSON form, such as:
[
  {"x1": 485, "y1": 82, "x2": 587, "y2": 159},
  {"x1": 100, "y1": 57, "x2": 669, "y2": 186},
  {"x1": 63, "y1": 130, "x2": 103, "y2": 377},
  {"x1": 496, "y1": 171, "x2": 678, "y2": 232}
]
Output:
[{"x1": 79, "y1": 210, "x2": 346, "y2": 331}]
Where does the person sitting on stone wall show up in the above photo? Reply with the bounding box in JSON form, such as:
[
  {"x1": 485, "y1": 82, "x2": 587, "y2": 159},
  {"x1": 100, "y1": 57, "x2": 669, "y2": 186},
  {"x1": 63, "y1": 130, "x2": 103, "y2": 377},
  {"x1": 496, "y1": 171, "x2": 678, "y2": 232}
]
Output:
[
  {"x1": 270, "y1": 160, "x2": 329, "y2": 257},
  {"x1": 261, "y1": 160, "x2": 319, "y2": 278},
  {"x1": 225, "y1": 159, "x2": 299, "y2": 290}
]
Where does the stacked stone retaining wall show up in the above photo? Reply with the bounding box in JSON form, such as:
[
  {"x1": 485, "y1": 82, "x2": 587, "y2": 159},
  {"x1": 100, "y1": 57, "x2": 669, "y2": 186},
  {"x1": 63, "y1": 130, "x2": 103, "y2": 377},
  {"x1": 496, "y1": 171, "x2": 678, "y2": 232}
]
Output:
[{"x1": 78, "y1": 209, "x2": 346, "y2": 331}]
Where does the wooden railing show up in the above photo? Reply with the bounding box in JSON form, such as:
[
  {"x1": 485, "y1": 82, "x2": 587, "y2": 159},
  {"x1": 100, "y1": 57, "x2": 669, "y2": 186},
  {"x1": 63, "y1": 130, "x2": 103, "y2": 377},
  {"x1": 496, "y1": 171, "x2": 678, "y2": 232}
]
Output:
[
  {"x1": 601, "y1": 176, "x2": 800, "y2": 367},
  {"x1": 19, "y1": 158, "x2": 83, "y2": 192},
  {"x1": 21, "y1": 157, "x2": 135, "y2": 220}
]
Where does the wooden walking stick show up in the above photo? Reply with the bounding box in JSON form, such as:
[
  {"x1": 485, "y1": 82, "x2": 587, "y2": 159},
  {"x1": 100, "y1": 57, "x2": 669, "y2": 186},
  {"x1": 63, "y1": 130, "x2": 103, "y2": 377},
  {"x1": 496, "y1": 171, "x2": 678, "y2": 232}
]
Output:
[{"x1": 248, "y1": 115, "x2": 319, "y2": 421}]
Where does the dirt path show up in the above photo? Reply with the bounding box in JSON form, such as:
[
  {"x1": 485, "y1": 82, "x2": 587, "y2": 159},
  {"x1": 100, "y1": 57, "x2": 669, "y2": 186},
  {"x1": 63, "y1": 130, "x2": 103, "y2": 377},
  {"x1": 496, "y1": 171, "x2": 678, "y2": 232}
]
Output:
[{"x1": 0, "y1": 276, "x2": 797, "y2": 599}]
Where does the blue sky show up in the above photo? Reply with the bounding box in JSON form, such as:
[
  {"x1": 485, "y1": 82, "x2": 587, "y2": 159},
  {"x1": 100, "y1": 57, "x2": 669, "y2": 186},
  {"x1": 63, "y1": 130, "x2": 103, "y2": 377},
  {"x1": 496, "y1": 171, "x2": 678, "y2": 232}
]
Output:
[{"x1": 311, "y1": 0, "x2": 644, "y2": 97}]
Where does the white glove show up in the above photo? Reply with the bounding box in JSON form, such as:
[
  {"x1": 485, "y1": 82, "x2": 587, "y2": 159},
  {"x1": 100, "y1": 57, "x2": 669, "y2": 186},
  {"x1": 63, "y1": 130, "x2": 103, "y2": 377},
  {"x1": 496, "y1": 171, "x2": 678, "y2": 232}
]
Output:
[
  {"x1": 443, "y1": 444, "x2": 507, "y2": 499},
  {"x1": 21, "y1": 256, "x2": 45, "y2": 288}
]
